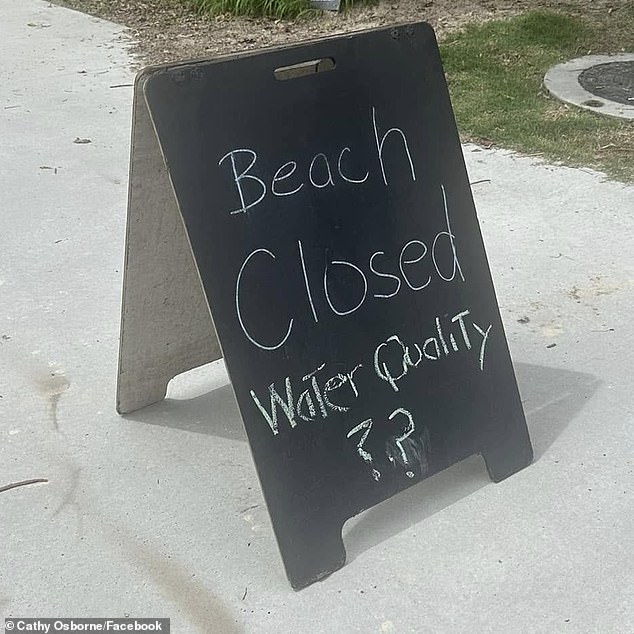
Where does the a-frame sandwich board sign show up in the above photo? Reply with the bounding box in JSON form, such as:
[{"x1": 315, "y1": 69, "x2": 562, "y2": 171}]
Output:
[{"x1": 118, "y1": 23, "x2": 533, "y2": 590}]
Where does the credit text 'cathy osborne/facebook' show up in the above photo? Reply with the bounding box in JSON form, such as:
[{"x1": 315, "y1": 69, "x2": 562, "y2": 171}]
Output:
[
  {"x1": 219, "y1": 106, "x2": 471, "y2": 353},
  {"x1": 5, "y1": 621, "x2": 164, "y2": 632}
]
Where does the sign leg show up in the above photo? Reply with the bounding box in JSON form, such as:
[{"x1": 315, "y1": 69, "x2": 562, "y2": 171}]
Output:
[
  {"x1": 278, "y1": 519, "x2": 347, "y2": 590},
  {"x1": 481, "y1": 440, "x2": 533, "y2": 483},
  {"x1": 117, "y1": 75, "x2": 222, "y2": 415}
]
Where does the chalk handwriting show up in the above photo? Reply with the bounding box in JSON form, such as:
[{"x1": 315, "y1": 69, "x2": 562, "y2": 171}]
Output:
[
  {"x1": 323, "y1": 260, "x2": 368, "y2": 316},
  {"x1": 250, "y1": 362, "x2": 363, "y2": 434},
  {"x1": 235, "y1": 185, "x2": 463, "y2": 348},
  {"x1": 433, "y1": 185, "x2": 465, "y2": 282},
  {"x1": 337, "y1": 147, "x2": 369, "y2": 184},
  {"x1": 309, "y1": 153, "x2": 335, "y2": 189},
  {"x1": 388, "y1": 407, "x2": 416, "y2": 474},
  {"x1": 271, "y1": 161, "x2": 304, "y2": 197},
  {"x1": 250, "y1": 376, "x2": 295, "y2": 436},
  {"x1": 369, "y1": 251, "x2": 401, "y2": 298},
  {"x1": 348, "y1": 407, "x2": 430, "y2": 482},
  {"x1": 473, "y1": 322, "x2": 492, "y2": 371},
  {"x1": 218, "y1": 148, "x2": 266, "y2": 215},
  {"x1": 215, "y1": 95, "x2": 502, "y2": 491},
  {"x1": 385, "y1": 417, "x2": 430, "y2": 479},
  {"x1": 371, "y1": 106, "x2": 416, "y2": 186},
  {"x1": 298, "y1": 239, "x2": 319, "y2": 323},
  {"x1": 218, "y1": 107, "x2": 415, "y2": 215},
  {"x1": 347, "y1": 419, "x2": 381, "y2": 482},
  {"x1": 235, "y1": 248, "x2": 293, "y2": 351},
  {"x1": 374, "y1": 309, "x2": 492, "y2": 392},
  {"x1": 251, "y1": 308, "x2": 492, "y2": 438},
  {"x1": 246, "y1": 305, "x2": 492, "y2": 480}
]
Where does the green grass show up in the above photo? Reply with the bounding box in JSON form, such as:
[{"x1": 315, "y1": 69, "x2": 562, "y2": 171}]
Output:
[
  {"x1": 440, "y1": 10, "x2": 634, "y2": 181},
  {"x1": 191, "y1": 0, "x2": 311, "y2": 18},
  {"x1": 190, "y1": 0, "x2": 363, "y2": 19}
]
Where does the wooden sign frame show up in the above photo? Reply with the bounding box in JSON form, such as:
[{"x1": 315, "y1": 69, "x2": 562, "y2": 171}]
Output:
[{"x1": 117, "y1": 24, "x2": 533, "y2": 590}]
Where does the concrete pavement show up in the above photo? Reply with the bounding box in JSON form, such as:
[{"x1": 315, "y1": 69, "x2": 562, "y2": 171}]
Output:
[{"x1": 1, "y1": 1, "x2": 633, "y2": 632}]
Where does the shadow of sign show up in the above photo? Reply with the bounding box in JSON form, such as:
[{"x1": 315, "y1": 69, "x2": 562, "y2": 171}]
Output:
[
  {"x1": 126, "y1": 380, "x2": 247, "y2": 443},
  {"x1": 125, "y1": 362, "x2": 597, "y2": 451},
  {"x1": 124, "y1": 362, "x2": 598, "y2": 563},
  {"x1": 341, "y1": 361, "x2": 599, "y2": 559},
  {"x1": 515, "y1": 363, "x2": 600, "y2": 459}
]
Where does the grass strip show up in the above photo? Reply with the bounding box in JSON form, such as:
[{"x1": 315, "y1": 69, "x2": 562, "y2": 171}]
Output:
[
  {"x1": 191, "y1": 0, "x2": 312, "y2": 18},
  {"x1": 190, "y1": 0, "x2": 364, "y2": 19},
  {"x1": 440, "y1": 10, "x2": 634, "y2": 181}
]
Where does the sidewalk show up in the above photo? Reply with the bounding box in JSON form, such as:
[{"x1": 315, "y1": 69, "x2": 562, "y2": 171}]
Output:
[{"x1": 1, "y1": 2, "x2": 632, "y2": 632}]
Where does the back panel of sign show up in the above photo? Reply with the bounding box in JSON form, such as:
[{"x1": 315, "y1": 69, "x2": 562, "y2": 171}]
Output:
[{"x1": 143, "y1": 23, "x2": 533, "y2": 589}]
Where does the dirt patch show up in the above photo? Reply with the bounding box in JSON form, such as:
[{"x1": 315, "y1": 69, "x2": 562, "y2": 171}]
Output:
[{"x1": 54, "y1": 0, "x2": 614, "y2": 67}]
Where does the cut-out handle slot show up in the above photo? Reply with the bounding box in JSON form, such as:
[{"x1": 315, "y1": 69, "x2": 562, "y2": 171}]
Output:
[{"x1": 274, "y1": 57, "x2": 336, "y2": 81}]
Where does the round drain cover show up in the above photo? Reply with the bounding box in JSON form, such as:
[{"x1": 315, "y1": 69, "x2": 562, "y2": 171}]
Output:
[{"x1": 578, "y1": 61, "x2": 634, "y2": 106}]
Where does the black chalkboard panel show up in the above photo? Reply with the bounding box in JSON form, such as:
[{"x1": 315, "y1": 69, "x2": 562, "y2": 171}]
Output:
[{"x1": 143, "y1": 22, "x2": 533, "y2": 589}]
